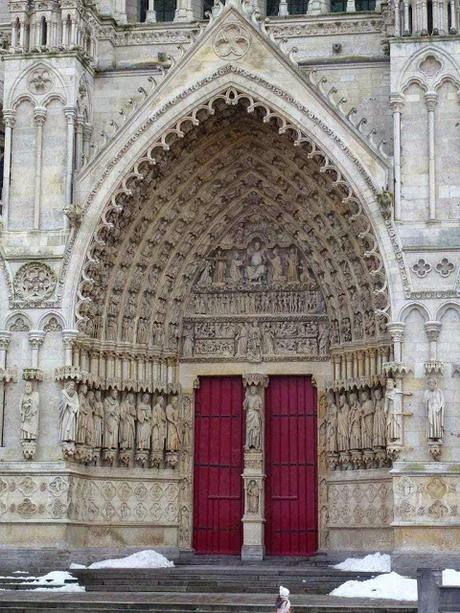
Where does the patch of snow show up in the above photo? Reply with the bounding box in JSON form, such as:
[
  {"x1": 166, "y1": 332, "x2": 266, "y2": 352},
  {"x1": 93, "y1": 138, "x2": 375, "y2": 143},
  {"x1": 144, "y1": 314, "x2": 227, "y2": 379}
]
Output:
[
  {"x1": 69, "y1": 563, "x2": 86, "y2": 570},
  {"x1": 443, "y1": 569, "x2": 460, "y2": 586},
  {"x1": 332, "y1": 552, "x2": 391, "y2": 573},
  {"x1": 330, "y1": 571, "x2": 417, "y2": 602},
  {"x1": 30, "y1": 571, "x2": 77, "y2": 585},
  {"x1": 32, "y1": 584, "x2": 86, "y2": 592},
  {"x1": 87, "y1": 550, "x2": 174, "y2": 569}
]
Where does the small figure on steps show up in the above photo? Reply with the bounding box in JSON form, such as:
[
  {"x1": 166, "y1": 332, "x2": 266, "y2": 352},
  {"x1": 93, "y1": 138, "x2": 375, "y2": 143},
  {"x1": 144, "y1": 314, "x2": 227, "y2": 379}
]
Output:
[{"x1": 275, "y1": 586, "x2": 291, "y2": 612}]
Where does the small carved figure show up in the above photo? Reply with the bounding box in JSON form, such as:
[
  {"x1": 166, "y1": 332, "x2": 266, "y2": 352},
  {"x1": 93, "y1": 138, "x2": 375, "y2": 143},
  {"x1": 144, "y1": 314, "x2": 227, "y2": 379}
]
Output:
[
  {"x1": 336, "y1": 393, "x2": 350, "y2": 452},
  {"x1": 244, "y1": 385, "x2": 262, "y2": 450},
  {"x1": 103, "y1": 389, "x2": 120, "y2": 449},
  {"x1": 235, "y1": 323, "x2": 249, "y2": 357},
  {"x1": 137, "y1": 393, "x2": 152, "y2": 451},
  {"x1": 360, "y1": 389, "x2": 374, "y2": 449},
  {"x1": 229, "y1": 250, "x2": 244, "y2": 284},
  {"x1": 92, "y1": 389, "x2": 104, "y2": 449},
  {"x1": 20, "y1": 381, "x2": 39, "y2": 441},
  {"x1": 213, "y1": 249, "x2": 227, "y2": 284},
  {"x1": 318, "y1": 326, "x2": 329, "y2": 356},
  {"x1": 247, "y1": 480, "x2": 260, "y2": 514},
  {"x1": 372, "y1": 387, "x2": 386, "y2": 448},
  {"x1": 246, "y1": 240, "x2": 266, "y2": 283},
  {"x1": 326, "y1": 390, "x2": 338, "y2": 453},
  {"x1": 197, "y1": 261, "x2": 213, "y2": 287},
  {"x1": 119, "y1": 392, "x2": 136, "y2": 450},
  {"x1": 182, "y1": 324, "x2": 194, "y2": 358},
  {"x1": 269, "y1": 248, "x2": 284, "y2": 283},
  {"x1": 59, "y1": 381, "x2": 80, "y2": 443},
  {"x1": 247, "y1": 322, "x2": 262, "y2": 361},
  {"x1": 262, "y1": 323, "x2": 275, "y2": 354},
  {"x1": 424, "y1": 377, "x2": 445, "y2": 441},
  {"x1": 286, "y1": 246, "x2": 299, "y2": 283},
  {"x1": 152, "y1": 395, "x2": 167, "y2": 452},
  {"x1": 166, "y1": 396, "x2": 182, "y2": 452}
]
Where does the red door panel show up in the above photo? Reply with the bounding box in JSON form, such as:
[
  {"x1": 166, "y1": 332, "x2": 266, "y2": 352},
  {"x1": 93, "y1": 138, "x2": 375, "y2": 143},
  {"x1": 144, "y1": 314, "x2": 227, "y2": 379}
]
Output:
[
  {"x1": 193, "y1": 376, "x2": 244, "y2": 554},
  {"x1": 265, "y1": 375, "x2": 318, "y2": 556}
]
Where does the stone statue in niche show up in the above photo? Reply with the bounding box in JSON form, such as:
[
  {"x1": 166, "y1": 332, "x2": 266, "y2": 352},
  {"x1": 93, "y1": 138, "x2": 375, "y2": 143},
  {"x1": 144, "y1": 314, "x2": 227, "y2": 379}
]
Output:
[
  {"x1": 92, "y1": 390, "x2": 104, "y2": 449},
  {"x1": 360, "y1": 389, "x2": 374, "y2": 449},
  {"x1": 244, "y1": 385, "x2": 263, "y2": 450},
  {"x1": 385, "y1": 378, "x2": 411, "y2": 444},
  {"x1": 262, "y1": 323, "x2": 275, "y2": 354},
  {"x1": 103, "y1": 389, "x2": 120, "y2": 449},
  {"x1": 59, "y1": 380, "x2": 80, "y2": 443},
  {"x1": 424, "y1": 377, "x2": 445, "y2": 441},
  {"x1": 20, "y1": 381, "x2": 39, "y2": 459},
  {"x1": 166, "y1": 396, "x2": 181, "y2": 452},
  {"x1": 119, "y1": 392, "x2": 136, "y2": 450},
  {"x1": 318, "y1": 326, "x2": 329, "y2": 356},
  {"x1": 137, "y1": 393, "x2": 152, "y2": 451},
  {"x1": 76, "y1": 383, "x2": 93, "y2": 446},
  {"x1": 325, "y1": 390, "x2": 338, "y2": 454},
  {"x1": 247, "y1": 480, "x2": 260, "y2": 514},
  {"x1": 336, "y1": 393, "x2": 350, "y2": 453},
  {"x1": 372, "y1": 386, "x2": 386, "y2": 448},
  {"x1": 235, "y1": 323, "x2": 249, "y2": 357},
  {"x1": 348, "y1": 391, "x2": 362, "y2": 451},
  {"x1": 152, "y1": 395, "x2": 167, "y2": 457},
  {"x1": 268, "y1": 248, "x2": 284, "y2": 283},
  {"x1": 246, "y1": 240, "x2": 267, "y2": 284}
]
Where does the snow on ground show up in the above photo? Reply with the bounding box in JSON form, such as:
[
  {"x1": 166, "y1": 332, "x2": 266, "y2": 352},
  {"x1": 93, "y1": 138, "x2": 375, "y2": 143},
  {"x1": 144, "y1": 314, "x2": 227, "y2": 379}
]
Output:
[
  {"x1": 32, "y1": 584, "x2": 86, "y2": 592},
  {"x1": 73, "y1": 549, "x2": 174, "y2": 569},
  {"x1": 330, "y1": 571, "x2": 417, "y2": 601},
  {"x1": 332, "y1": 552, "x2": 391, "y2": 573},
  {"x1": 443, "y1": 569, "x2": 460, "y2": 586},
  {"x1": 25, "y1": 570, "x2": 85, "y2": 592}
]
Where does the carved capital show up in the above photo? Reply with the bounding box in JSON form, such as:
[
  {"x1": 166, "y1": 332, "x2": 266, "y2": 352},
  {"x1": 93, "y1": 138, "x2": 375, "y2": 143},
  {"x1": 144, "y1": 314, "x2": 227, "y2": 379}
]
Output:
[
  {"x1": 33, "y1": 107, "x2": 47, "y2": 126},
  {"x1": 64, "y1": 106, "x2": 77, "y2": 123},
  {"x1": 0, "y1": 366, "x2": 18, "y2": 383},
  {"x1": 55, "y1": 365, "x2": 83, "y2": 382},
  {"x1": 382, "y1": 361, "x2": 411, "y2": 378},
  {"x1": 242, "y1": 373, "x2": 269, "y2": 388},
  {"x1": 424, "y1": 320, "x2": 442, "y2": 342},
  {"x1": 28, "y1": 330, "x2": 45, "y2": 348},
  {"x1": 3, "y1": 109, "x2": 16, "y2": 128},
  {"x1": 0, "y1": 331, "x2": 11, "y2": 350},
  {"x1": 62, "y1": 329, "x2": 79, "y2": 346},
  {"x1": 424, "y1": 360, "x2": 444, "y2": 376},
  {"x1": 22, "y1": 367, "x2": 44, "y2": 381},
  {"x1": 428, "y1": 441, "x2": 442, "y2": 461},
  {"x1": 387, "y1": 321, "x2": 405, "y2": 342},
  {"x1": 424, "y1": 92, "x2": 438, "y2": 111},
  {"x1": 390, "y1": 94, "x2": 404, "y2": 113}
]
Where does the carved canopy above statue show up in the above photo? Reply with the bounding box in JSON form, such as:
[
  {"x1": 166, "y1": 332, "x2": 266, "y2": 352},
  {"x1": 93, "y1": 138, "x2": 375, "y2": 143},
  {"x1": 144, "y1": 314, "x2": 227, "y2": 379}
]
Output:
[{"x1": 76, "y1": 101, "x2": 390, "y2": 355}]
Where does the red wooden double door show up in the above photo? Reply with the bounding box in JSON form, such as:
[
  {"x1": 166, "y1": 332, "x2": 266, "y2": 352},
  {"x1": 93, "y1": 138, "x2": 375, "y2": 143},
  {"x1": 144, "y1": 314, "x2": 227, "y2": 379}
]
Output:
[{"x1": 193, "y1": 375, "x2": 317, "y2": 556}]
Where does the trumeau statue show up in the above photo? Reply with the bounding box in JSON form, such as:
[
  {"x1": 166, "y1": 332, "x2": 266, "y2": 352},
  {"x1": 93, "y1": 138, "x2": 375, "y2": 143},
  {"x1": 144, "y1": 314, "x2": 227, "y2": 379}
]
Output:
[
  {"x1": 244, "y1": 385, "x2": 263, "y2": 450},
  {"x1": 59, "y1": 380, "x2": 80, "y2": 443},
  {"x1": 424, "y1": 377, "x2": 445, "y2": 441},
  {"x1": 20, "y1": 381, "x2": 39, "y2": 442},
  {"x1": 247, "y1": 480, "x2": 260, "y2": 514},
  {"x1": 103, "y1": 388, "x2": 120, "y2": 449},
  {"x1": 152, "y1": 395, "x2": 167, "y2": 452}
]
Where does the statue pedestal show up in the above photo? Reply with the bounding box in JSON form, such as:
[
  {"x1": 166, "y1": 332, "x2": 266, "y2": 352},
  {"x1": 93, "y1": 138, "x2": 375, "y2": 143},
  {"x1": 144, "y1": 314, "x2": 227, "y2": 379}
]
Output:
[{"x1": 241, "y1": 517, "x2": 265, "y2": 561}]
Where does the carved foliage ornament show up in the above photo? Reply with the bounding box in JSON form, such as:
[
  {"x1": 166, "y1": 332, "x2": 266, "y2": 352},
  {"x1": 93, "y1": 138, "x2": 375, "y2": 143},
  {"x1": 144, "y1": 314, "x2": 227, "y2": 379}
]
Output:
[
  {"x1": 27, "y1": 69, "x2": 53, "y2": 95},
  {"x1": 14, "y1": 262, "x2": 57, "y2": 304}
]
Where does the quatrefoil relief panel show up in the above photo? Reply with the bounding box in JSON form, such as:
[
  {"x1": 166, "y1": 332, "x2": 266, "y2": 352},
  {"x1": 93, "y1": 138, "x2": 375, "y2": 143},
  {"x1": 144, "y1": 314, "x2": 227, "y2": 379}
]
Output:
[
  {"x1": 213, "y1": 23, "x2": 251, "y2": 60},
  {"x1": 411, "y1": 258, "x2": 432, "y2": 278},
  {"x1": 435, "y1": 258, "x2": 455, "y2": 278}
]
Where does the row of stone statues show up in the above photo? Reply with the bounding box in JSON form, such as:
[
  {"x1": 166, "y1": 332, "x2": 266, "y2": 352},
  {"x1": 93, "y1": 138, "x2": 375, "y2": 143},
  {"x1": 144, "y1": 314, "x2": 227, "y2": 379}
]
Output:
[
  {"x1": 58, "y1": 381, "x2": 184, "y2": 468},
  {"x1": 326, "y1": 376, "x2": 445, "y2": 469}
]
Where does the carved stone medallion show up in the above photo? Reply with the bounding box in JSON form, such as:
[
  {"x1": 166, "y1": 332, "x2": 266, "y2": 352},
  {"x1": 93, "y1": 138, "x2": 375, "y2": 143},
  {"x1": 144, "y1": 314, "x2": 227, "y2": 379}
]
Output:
[
  {"x1": 14, "y1": 262, "x2": 57, "y2": 304},
  {"x1": 27, "y1": 69, "x2": 53, "y2": 95},
  {"x1": 213, "y1": 23, "x2": 251, "y2": 60}
]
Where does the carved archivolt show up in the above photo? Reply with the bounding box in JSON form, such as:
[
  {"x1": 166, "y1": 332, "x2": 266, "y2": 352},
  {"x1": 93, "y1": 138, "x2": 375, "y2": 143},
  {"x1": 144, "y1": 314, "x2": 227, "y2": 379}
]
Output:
[{"x1": 75, "y1": 95, "x2": 390, "y2": 358}]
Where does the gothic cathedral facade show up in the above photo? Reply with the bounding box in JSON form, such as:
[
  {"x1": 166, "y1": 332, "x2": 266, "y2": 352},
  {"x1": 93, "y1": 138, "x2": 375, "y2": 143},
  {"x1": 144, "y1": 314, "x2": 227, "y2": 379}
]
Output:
[{"x1": 0, "y1": 0, "x2": 458, "y2": 562}]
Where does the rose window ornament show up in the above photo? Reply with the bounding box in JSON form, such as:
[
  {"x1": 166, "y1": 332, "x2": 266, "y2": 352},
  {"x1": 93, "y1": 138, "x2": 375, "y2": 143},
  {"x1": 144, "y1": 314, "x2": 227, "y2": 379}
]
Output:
[
  {"x1": 28, "y1": 69, "x2": 53, "y2": 95},
  {"x1": 213, "y1": 23, "x2": 251, "y2": 60},
  {"x1": 411, "y1": 258, "x2": 432, "y2": 278},
  {"x1": 14, "y1": 262, "x2": 57, "y2": 303},
  {"x1": 435, "y1": 258, "x2": 455, "y2": 278}
]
